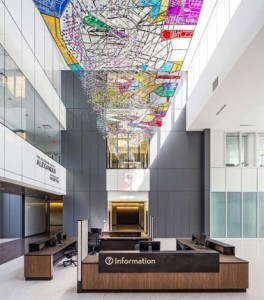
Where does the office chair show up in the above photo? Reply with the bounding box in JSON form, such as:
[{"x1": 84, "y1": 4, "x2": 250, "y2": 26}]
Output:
[
  {"x1": 63, "y1": 247, "x2": 77, "y2": 267},
  {"x1": 88, "y1": 233, "x2": 101, "y2": 255}
]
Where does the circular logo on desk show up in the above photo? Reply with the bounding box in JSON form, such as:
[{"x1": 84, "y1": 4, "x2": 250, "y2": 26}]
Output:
[{"x1": 105, "y1": 256, "x2": 114, "y2": 265}]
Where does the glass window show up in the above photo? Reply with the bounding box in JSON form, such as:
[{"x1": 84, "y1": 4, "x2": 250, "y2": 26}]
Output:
[
  {"x1": 22, "y1": 79, "x2": 35, "y2": 145},
  {"x1": 211, "y1": 192, "x2": 226, "y2": 238},
  {"x1": 243, "y1": 192, "x2": 257, "y2": 238},
  {"x1": 35, "y1": 92, "x2": 61, "y2": 163},
  {"x1": 259, "y1": 193, "x2": 264, "y2": 238},
  {"x1": 5, "y1": 52, "x2": 22, "y2": 132},
  {"x1": 0, "y1": 45, "x2": 61, "y2": 163},
  {"x1": 107, "y1": 135, "x2": 149, "y2": 169},
  {"x1": 241, "y1": 133, "x2": 255, "y2": 167},
  {"x1": 227, "y1": 192, "x2": 241, "y2": 237},
  {"x1": 226, "y1": 133, "x2": 239, "y2": 166}
]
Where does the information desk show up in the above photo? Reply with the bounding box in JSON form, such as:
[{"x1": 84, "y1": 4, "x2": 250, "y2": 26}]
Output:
[
  {"x1": 81, "y1": 249, "x2": 248, "y2": 292},
  {"x1": 177, "y1": 238, "x2": 235, "y2": 255},
  {"x1": 101, "y1": 231, "x2": 142, "y2": 237},
  {"x1": 24, "y1": 237, "x2": 77, "y2": 280},
  {"x1": 99, "y1": 236, "x2": 151, "y2": 251}
]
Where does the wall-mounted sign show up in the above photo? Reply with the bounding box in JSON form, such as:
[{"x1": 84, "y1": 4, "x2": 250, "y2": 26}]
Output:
[
  {"x1": 36, "y1": 154, "x2": 59, "y2": 183},
  {"x1": 36, "y1": 155, "x2": 56, "y2": 174},
  {"x1": 99, "y1": 252, "x2": 219, "y2": 273}
]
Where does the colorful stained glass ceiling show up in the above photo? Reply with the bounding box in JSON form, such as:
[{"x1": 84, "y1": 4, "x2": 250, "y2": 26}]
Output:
[{"x1": 34, "y1": 0, "x2": 204, "y2": 141}]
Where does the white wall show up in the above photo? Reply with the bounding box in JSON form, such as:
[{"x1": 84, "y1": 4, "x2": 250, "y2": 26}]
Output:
[
  {"x1": 0, "y1": 0, "x2": 66, "y2": 129},
  {"x1": 107, "y1": 191, "x2": 149, "y2": 201},
  {"x1": 187, "y1": 0, "x2": 264, "y2": 130},
  {"x1": 107, "y1": 169, "x2": 150, "y2": 191},
  {"x1": 0, "y1": 122, "x2": 66, "y2": 195}
]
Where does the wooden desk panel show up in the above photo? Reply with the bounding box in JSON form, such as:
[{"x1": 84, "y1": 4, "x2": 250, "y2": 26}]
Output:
[
  {"x1": 82, "y1": 261, "x2": 248, "y2": 291},
  {"x1": 24, "y1": 237, "x2": 77, "y2": 280},
  {"x1": 24, "y1": 255, "x2": 53, "y2": 280}
]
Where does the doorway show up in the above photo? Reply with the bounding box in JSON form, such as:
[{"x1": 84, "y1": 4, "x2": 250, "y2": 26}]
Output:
[{"x1": 107, "y1": 192, "x2": 149, "y2": 234}]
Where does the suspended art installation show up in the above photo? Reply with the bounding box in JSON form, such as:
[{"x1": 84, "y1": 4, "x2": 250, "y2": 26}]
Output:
[{"x1": 33, "y1": 0, "x2": 204, "y2": 141}]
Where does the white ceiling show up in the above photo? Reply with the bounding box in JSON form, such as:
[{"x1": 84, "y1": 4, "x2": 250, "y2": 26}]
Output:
[{"x1": 187, "y1": 25, "x2": 264, "y2": 131}]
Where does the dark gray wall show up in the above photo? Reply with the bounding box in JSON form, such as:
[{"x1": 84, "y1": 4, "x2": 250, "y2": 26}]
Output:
[
  {"x1": 149, "y1": 108, "x2": 206, "y2": 237},
  {"x1": 61, "y1": 71, "x2": 107, "y2": 236},
  {"x1": 203, "y1": 129, "x2": 211, "y2": 236},
  {"x1": 0, "y1": 193, "x2": 23, "y2": 238}
]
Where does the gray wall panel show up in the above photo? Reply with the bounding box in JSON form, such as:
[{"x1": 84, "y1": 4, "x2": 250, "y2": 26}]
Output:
[
  {"x1": 149, "y1": 105, "x2": 204, "y2": 238},
  {"x1": 90, "y1": 132, "x2": 99, "y2": 169},
  {"x1": 63, "y1": 192, "x2": 74, "y2": 236},
  {"x1": 65, "y1": 132, "x2": 82, "y2": 170},
  {"x1": 0, "y1": 194, "x2": 2, "y2": 235},
  {"x1": 73, "y1": 76, "x2": 87, "y2": 108},
  {"x1": 165, "y1": 192, "x2": 174, "y2": 237},
  {"x1": 90, "y1": 169, "x2": 106, "y2": 191},
  {"x1": 66, "y1": 109, "x2": 74, "y2": 130},
  {"x1": 157, "y1": 169, "x2": 201, "y2": 191},
  {"x1": 63, "y1": 71, "x2": 74, "y2": 108},
  {"x1": 203, "y1": 129, "x2": 211, "y2": 236},
  {"x1": 171, "y1": 109, "x2": 186, "y2": 131},
  {"x1": 74, "y1": 191, "x2": 91, "y2": 221},
  {"x1": 1, "y1": 194, "x2": 10, "y2": 237},
  {"x1": 9, "y1": 195, "x2": 22, "y2": 238},
  {"x1": 157, "y1": 169, "x2": 166, "y2": 190},
  {"x1": 0, "y1": 193, "x2": 22, "y2": 238},
  {"x1": 74, "y1": 170, "x2": 90, "y2": 191},
  {"x1": 73, "y1": 109, "x2": 82, "y2": 130},
  {"x1": 157, "y1": 192, "x2": 166, "y2": 237},
  {"x1": 66, "y1": 169, "x2": 74, "y2": 192},
  {"x1": 62, "y1": 71, "x2": 107, "y2": 236},
  {"x1": 173, "y1": 196, "x2": 183, "y2": 236},
  {"x1": 149, "y1": 169, "x2": 158, "y2": 191},
  {"x1": 181, "y1": 196, "x2": 190, "y2": 237},
  {"x1": 149, "y1": 191, "x2": 158, "y2": 236},
  {"x1": 82, "y1": 109, "x2": 98, "y2": 130},
  {"x1": 81, "y1": 132, "x2": 92, "y2": 169},
  {"x1": 90, "y1": 191, "x2": 107, "y2": 228}
]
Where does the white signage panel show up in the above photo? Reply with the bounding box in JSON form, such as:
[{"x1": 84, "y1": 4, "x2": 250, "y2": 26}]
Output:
[{"x1": 1, "y1": 123, "x2": 66, "y2": 194}]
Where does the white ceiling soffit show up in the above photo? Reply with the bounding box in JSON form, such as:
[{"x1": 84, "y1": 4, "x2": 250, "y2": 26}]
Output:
[{"x1": 186, "y1": 0, "x2": 264, "y2": 131}]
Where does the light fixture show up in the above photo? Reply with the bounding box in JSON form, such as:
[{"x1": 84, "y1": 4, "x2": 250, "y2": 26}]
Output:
[
  {"x1": 15, "y1": 130, "x2": 26, "y2": 140},
  {"x1": 34, "y1": 0, "x2": 204, "y2": 138}
]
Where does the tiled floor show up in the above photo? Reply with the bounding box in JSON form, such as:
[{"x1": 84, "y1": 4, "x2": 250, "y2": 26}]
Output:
[{"x1": 0, "y1": 239, "x2": 264, "y2": 300}]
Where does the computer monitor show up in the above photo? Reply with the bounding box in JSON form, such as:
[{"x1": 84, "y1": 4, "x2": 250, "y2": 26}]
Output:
[
  {"x1": 139, "y1": 241, "x2": 160, "y2": 252},
  {"x1": 90, "y1": 228, "x2": 102, "y2": 235},
  {"x1": 55, "y1": 231, "x2": 63, "y2": 244}
]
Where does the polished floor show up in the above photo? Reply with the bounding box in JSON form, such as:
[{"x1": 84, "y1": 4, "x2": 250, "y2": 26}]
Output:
[{"x1": 0, "y1": 239, "x2": 264, "y2": 300}]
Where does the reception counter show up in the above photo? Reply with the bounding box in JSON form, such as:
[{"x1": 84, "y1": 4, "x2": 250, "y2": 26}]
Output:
[
  {"x1": 99, "y1": 236, "x2": 151, "y2": 250},
  {"x1": 80, "y1": 247, "x2": 248, "y2": 292}
]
